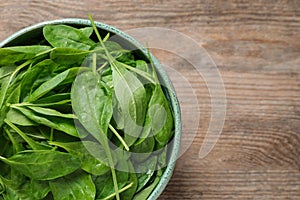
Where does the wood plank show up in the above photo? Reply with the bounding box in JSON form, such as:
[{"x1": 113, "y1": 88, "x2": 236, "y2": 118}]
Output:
[{"x1": 0, "y1": 0, "x2": 299, "y2": 199}]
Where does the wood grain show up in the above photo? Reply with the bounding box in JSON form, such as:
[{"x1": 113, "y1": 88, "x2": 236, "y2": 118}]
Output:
[{"x1": 0, "y1": 0, "x2": 299, "y2": 199}]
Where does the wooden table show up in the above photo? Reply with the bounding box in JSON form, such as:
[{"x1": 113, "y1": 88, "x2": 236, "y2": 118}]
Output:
[{"x1": 0, "y1": 0, "x2": 299, "y2": 199}]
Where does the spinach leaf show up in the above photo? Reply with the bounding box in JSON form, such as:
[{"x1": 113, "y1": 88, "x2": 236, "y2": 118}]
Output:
[
  {"x1": 0, "y1": 66, "x2": 16, "y2": 80},
  {"x1": 116, "y1": 52, "x2": 136, "y2": 67},
  {"x1": 3, "y1": 178, "x2": 50, "y2": 200},
  {"x1": 60, "y1": 67, "x2": 87, "y2": 86},
  {"x1": 94, "y1": 158, "x2": 129, "y2": 200},
  {"x1": 50, "y1": 47, "x2": 90, "y2": 65},
  {"x1": 148, "y1": 85, "x2": 174, "y2": 147},
  {"x1": 20, "y1": 59, "x2": 59, "y2": 101},
  {"x1": 49, "y1": 170, "x2": 96, "y2": 200},
  {"x1": 11, "y1": 106, "x2": 82, "y2": 138},
  {"x1": 4, "y1": 126, "x2": 23, "y2": 153},
  {"x1": 0, "y1": 17, "x2": 176, "y2": 199},
  {"x1": 4, "y1": 119, "x2": 50, "y2": 151},
  {"x1": 0, "y1": 46, "x2": 51, "y2": 65},
  {"x1": 71, "y1": 70, "x2": 120, "y2": 199},
  {"x1": 0, "y1": 60, "x2": 31, "y2": 110},
  {"x1": 135, "y1": 156, "x2": 157, "y2": 192},
  {"x1": 0, "y1": 150, "x2": 81, "y2": 180},
  {"x1": 71, "y1": 71, "x2": 112, "y2": 141},
  {"x1": 111, "y1": 61, "x2": 147, "y2": 147},
  {"x1": 80, "y1": 27, "x2": 94, "y2": 37},
  {"x1": 6, "y1": 108, "x2": 36, "y2": 126},
  {"x1": 7, "y1": 84, "x2": 21, "y2": 108},
  {"x1": 89, "y1": 16, "x2": 148, "y2": 147},
  {"x1": 19, "y1": 180, "x2": 50, "y2": 200},
  {"x1": 119, "y1": 162, "x2": 138, "y2": 200},
  {"x1": 25, "y1": 106, "x2": 76, "y2": 119},
  {"x1": 135, "y1": 60, "x2": 151, "y2": 74},
  {"x1": 43, "y1": 25, "x2": 96, "y2": 50},
  {"x1": 130, "y1": 137, "x2": 155, "y2": 163},
  {"x1": 33, "y1": 93, "x2": 70, "y2": 104},
  {"x1": 27, "y1": 69, "x2": 70, "y2": 102},
  {"x1": 133, "y1": 176, "x2": 160, "y2": 200},
  {"x1": 49, "y1": 141, "x2": 110, "y2": 176},
  {"x1": 112, "y1": 92, "x2": 125, "y2": 130}
]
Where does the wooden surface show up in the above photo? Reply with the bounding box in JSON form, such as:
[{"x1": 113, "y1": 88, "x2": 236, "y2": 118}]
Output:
[{"x1": 1, "y1": 0, "x2": 299, "y2": 199}]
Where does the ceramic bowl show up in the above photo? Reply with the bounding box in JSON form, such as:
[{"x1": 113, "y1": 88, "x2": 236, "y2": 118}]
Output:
[{"x1": 0, "y1": 18, "x2": 181, "y2": 200}]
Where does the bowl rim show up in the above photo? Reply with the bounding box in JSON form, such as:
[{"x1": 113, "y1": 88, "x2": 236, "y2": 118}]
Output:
[{"x1": 0, "y1": 18, "x2": 182, "y2": 200}]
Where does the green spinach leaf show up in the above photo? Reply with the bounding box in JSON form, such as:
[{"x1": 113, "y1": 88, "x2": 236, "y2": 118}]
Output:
[
  {"x1": 49, "y1": 170, "x2": 95, "y2": 200},
  {"x1": 43, "y1": 25, "x2": 96, "y2": 51},
  {"x1": 27, "y1": 69, "x2": 70, "y2": 102},
  {"x1": 71, "y1": 70, "x2": 120, "y2": 199},
  {"x1": 0, "y1": 46, "x2": 51, "y2": 65},
  {"x1": 0, "y1": 150, "x2": 81, "y2": 180},
  {"x1": 11, "y1": 106, "x2": 82, "y2": 138},
  {"x1": 111, "y1": 61, "x2": 147, "y2": 147},
  {"x1": 49, "y1": 141, "x2": 110, "y2": 176}
]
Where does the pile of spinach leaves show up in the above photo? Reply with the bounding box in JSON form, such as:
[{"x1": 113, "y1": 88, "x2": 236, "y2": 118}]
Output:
[{"x1": 0, "y1": 15, "x2": 174, "y2": 200}]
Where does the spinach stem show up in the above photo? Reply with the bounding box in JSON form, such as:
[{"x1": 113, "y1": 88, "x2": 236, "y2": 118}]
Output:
[
  {"x1": 89, "y1": 15, "x2": 113, "y2": 62},
  {"x1": 4, "y1": 119, "x2": 37, "y2": 150},
  {"x1": 0, "y1": 156, "x2": 6, "y2": 162},
  {"x1": 108, "y1": 124, "x2": 130, "y2": 151},
  {"x1": 35, "y1": 48, "x2": 54, "y2": 57},
  {"x1": 4, "y1": 127, "x2": 21, "y2": 153},
  {"x1": 0, "y1": 59, "x2": 32, "y2": 109},
  {"x1": 50, "y1": 128, "x2": 54, "y2": 142},
  {"x1": 118, "y1": 62, "x2": 155, "y2": 84},
  {"x1": 0, "y1": 71, "x2": 13, "y2": 80},
  {"x1": 88, "y1": 14, "x2": 121, "y2": 200},
  {"x1": 103, "y1": 182, "x2": 134, "y2": 200},
  {"x1": 10, "y1": 99, "x2": 71, "y2": 107},
  {"x1": 0, "y1": 175, "x2": 5, "y2": 192},
  {"x1": 97, "y1": 62, "x2": 108, "y2": 72},
  {"x1": 103, "y1": 32, "x2": 110, "y2": 42}
]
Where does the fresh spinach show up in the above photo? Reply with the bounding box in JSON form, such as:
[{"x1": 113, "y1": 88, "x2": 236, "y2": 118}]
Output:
[
  {"x1": 0, "y1": 15, "x2": 175, "y2": 200},
  {"x1": 49, "y1": 170, "x2": 95, "y2": 200},
  {"x1": 27, "y1": 69, "x2": 71, "y2": 102},
  {"x1": 0, "y1": 150, "x2": 81, "y2": 180},
  {"x1": 49, "y1": 141, "x2": 110, "y2": 176},
  {"x1": 43, "y1": 25, "x2": 96, "y2": 50},
  {"x1": 0, "y1": 45, "x2": 51, "y2": 65}
]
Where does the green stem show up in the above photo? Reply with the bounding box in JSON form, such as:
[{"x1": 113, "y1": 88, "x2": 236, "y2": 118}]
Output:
[
  {"x1": 35, "y1": 48, "x2": 54, "y2": 57},
  {"x1": 0, "y1": 60, "x2": 32, "y2": 109},
  {"x1": 0, "y1": 71, "x2": 13, "y2": 80},
  {"x1": 0, "y1": 156, "x2": 6, "y2": 162},
  {"x1": 4, "y1": 119, "x2": 37, "y2": 150},
  {"x1": 109, "y1": 124, "x2": 130, "y2": 151},
  {"x1": 97, "y1": 62, "x2": 108, "y2": 72},
  {"x1": 10, "y1": 99, "x2": 71, "y2": 107},
  {"x1": 103, "y1": 32, "x2": 110, "y2": 42},
  {"x1": 118, "y1": 62, "x2": 155, "y2": 84},
  {"x1": 89, "y1": 14, "x2": 121, "y2": 200},
  {"x1": 0, "y1": 175, "x2": 5, "y2": 194},
  {"x1": 50, "y1": 128, "x2": 54, "y2": 141},
  {"x1": 103, "y1": 141, "x2": 120, "y2": 200},
  {"x1": 103, "y1": 182, "x2": 134, "y2": 200},
  {"x1": 4, "y1": 127, "x2": 21, "y2": 153},
  {"x1": 89, "y1": 15, "x2": 113, "y2": 62}
]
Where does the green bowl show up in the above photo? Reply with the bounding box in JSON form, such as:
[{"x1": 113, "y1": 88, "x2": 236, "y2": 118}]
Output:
[{"x1": 0, "y1": 18, "x2": 181, "y2": 200}]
